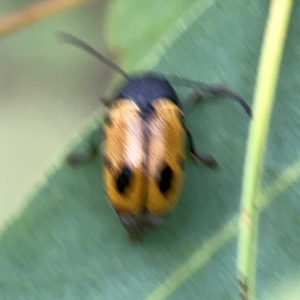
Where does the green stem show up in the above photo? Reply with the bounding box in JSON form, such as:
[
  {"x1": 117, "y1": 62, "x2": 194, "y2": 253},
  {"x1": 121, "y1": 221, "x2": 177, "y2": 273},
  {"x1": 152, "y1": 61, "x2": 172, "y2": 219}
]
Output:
[{"x1": 237, "y1": 0, "x2": 293, "y2": 299}]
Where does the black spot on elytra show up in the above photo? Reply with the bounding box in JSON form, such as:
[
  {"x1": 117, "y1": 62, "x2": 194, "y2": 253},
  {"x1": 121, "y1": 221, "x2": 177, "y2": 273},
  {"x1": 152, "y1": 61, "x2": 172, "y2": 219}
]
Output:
[
  {"x1": 158, "y1": 165, "x2": 173, "y2": 193},
  {"x1": 116, "y1": 165, "x2": 133, "y2": 194}
]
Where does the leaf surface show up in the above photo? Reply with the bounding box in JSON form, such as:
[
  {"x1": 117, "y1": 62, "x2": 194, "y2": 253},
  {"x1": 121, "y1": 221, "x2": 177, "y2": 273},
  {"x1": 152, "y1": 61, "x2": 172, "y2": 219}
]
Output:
[
  {"x1": 105, "y1": 0, "x2": 197, "y2": 70},
  {"x1": 1, "y1": 1, "x2": 300, "y2": 299}
]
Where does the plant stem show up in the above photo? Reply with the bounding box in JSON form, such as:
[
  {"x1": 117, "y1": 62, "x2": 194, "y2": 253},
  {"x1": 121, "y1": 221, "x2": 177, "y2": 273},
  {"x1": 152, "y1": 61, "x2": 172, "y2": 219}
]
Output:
[
  {"x1": 237, "y1": 0, "x2": 293, "y2": 299},
  {"x1": 0, "y1": 0, "x2": 92, "y2": 38}
]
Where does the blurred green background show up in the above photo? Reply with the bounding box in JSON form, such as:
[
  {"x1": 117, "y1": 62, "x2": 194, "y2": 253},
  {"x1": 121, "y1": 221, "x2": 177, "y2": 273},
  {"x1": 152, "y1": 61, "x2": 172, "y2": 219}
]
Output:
[{"x1": 0, "y1": 0, "x2": 113, "y2": 227}]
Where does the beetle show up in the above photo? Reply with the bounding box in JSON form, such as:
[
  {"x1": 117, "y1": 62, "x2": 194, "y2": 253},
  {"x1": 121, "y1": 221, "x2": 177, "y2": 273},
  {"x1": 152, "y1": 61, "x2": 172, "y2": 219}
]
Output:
[{"x1": 59, "y1": 32, "x2": 252, "y2": 241}]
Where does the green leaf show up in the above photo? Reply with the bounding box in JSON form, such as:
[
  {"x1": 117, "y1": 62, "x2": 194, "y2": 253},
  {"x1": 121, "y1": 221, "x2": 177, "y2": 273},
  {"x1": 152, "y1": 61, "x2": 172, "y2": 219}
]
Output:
[
  {"x1": 105, "y1": 0, "x2": 197, "y2": 70},
  {"x1": 1, "y1": 1, "x2": 300, "y2": 299}
]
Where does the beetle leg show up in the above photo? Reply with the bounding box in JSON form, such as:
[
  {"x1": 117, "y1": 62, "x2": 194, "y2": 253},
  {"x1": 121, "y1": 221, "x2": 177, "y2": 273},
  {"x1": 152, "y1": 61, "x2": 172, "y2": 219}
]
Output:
[
  {"x1": 66, "y1": 128, "x2": 101, "y2": 165},
  {"x1": 66, "y1": 144, "x2": 98, "y2": 165},
  {"x1": 184, "y1": 85, "x2": 252, "y2": 117},
  {"x1": 145, "y1": 213, "x2": 165, "y2": 226},
  {"x1": 99, "y1": 96, "x2": 114, "y2": 107},
  {"x1": 126, "y1": 228, "x2": 142, "y2": 242},
  {"x1": 117, "y1": 213, "x2": 143, "y2": 242},
  {"x1": 184, "y1": 125, "x2": 218, "y2": 167}
]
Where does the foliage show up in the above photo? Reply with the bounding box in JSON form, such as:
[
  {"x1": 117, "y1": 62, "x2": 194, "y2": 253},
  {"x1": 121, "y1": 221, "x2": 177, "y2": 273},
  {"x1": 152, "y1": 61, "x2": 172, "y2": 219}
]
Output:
[{"x1": 1, "y1": 1, "x2": 300, "y2": 299}]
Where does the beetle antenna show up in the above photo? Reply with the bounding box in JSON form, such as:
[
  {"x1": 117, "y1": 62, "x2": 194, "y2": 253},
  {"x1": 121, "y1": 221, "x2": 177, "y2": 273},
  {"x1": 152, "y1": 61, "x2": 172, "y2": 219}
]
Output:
[
  {"x1": 164, "y1": 74, "x2": 252, "y2": 117},
  {"x1": 57, "y1": 32, "x2": 130, "y2": 80}
]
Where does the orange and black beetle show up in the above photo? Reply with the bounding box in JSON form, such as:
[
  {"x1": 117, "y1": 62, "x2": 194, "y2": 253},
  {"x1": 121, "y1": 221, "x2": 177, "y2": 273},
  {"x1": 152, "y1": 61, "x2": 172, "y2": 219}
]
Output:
[{"x1": 59, "y1": 33, "x2": 251, "y2": 241}]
